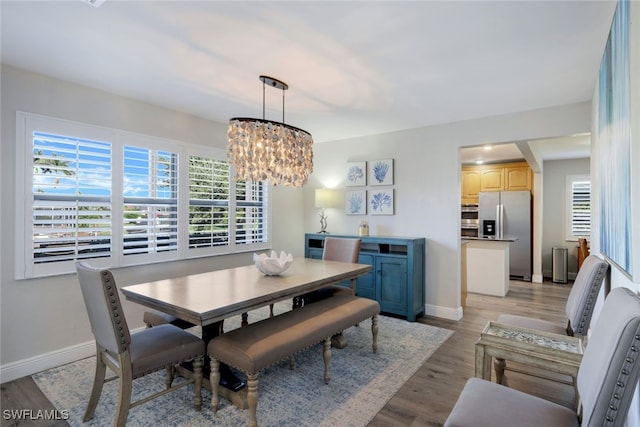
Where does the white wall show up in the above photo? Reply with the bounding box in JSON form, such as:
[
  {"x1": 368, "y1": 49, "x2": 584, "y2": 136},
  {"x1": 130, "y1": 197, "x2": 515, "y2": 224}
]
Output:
[
  {"x1": 541, "y1": 158, "x2": 590, "y2": 279},
  {"x1": 0, "y1": 64, "x2": 593, "y2": 382}
]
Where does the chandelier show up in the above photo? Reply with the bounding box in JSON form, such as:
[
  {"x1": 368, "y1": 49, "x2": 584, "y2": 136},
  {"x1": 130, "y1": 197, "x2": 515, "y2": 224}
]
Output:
[{"x1": 227, "y1": 75, "x2": 313, "y2": 187}]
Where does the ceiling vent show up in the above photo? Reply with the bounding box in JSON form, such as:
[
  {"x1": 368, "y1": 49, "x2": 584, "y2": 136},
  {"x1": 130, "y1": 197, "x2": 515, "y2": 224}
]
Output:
[{"x1": 80, "y1": 0, "x2": 107, "y2": 8}]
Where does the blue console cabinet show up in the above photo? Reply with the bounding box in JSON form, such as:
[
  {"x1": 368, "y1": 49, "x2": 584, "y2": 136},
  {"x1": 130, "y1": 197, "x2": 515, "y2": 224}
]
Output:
[{"x1": 304, "y1": 233, "x2": 425, "y2": 321}]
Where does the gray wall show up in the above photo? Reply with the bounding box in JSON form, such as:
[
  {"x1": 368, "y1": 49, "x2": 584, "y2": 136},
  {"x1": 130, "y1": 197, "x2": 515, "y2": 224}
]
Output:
[{"x1": 541, "y1": 158, "x2": 590, "y2": 279}]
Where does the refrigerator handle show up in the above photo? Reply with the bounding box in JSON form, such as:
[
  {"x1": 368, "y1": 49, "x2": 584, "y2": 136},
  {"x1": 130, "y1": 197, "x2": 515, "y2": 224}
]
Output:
[{"x1": 496, "y1": 204, "x2": 504, "y2": 238}]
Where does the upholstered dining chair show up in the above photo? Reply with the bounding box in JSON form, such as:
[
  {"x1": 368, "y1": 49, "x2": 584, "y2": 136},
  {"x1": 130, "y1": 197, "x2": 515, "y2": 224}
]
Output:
[
  {"x1": 293, "y1": 237, "x2": 362, "y2": 308},
  {"x1": 445, "y1": 286, "x2": 640, "y2": 427},
  {"x1": 75, "y1": 261, "x2": 205, "y2": 426},
  {"x1": 494, "y1": 255, "x2": 609, "y2": 385},
  {"x1": 321, "y1": 236, "x2": 362, "y2": 294}
]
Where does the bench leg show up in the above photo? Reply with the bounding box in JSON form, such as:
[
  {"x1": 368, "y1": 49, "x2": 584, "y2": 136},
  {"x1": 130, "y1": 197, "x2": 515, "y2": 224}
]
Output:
[
  {"x1": 209, "y1": 359, "x2": 220, "y2": 413},
  {"x1": 247, "y1": 373, "x2": 259, "y2": 427},
  {"x1": 371, "y1": 314, "x2": 379, "y2": 353},
  {"x1": 323, "y1": 336, "x2": 332, "y2": 384}
]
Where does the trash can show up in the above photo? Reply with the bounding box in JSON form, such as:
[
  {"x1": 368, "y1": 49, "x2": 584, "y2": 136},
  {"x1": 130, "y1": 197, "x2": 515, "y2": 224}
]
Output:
[{"x1": 552, "y1": 247, "x2": 568, "y2": 284}]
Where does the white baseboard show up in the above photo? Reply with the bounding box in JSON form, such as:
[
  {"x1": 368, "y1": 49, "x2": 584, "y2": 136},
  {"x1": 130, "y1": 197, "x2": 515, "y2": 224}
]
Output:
[
  {"x1": 0, "y1": 340, "x2": 95, "y2": 384},
  {"x1": 532, "y1": 274, "x2": 544, "y2": 283},
  {"x1": 424, "y1": 303, "x2": 463, "y2": 321},
  {"x1": 0, "y1": 326, "x2": 145, "y2": 384}
]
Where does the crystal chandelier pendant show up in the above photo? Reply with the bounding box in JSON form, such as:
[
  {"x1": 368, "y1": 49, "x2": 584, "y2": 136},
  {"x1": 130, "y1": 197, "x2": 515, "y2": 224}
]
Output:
[{"x1": 227, "y1": 76, "x2": 313, "y2": 187}]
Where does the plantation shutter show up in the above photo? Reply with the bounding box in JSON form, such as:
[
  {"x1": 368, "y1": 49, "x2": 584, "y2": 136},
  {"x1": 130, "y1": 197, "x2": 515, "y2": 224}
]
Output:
[
  {"x1": 32, "y1": 131, "x2": 112, "y2": 263},
  {"x1": 123, "y1": 146, "x2": 178, "y2": 255},
  {"x1": 571, "y1": 179, "x2": 591, "y2": 237},
  {"x1": 236, "y1": 180, "x2": 268, "y2": 245},
  {"x1": 188, "y1": 156, "x2": 230, "y2": 248}
]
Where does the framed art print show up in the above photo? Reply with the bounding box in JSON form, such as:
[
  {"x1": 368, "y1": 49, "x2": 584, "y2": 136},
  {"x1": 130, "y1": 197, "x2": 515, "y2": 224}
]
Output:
[
  {"x1": 369, "y1": 189, "x2": 394, "y2": 215},
  {"x1": 597, "y1": 0, "x2": 633, "y2": 278},
  {"x1": 345, "y1": 190, "x2": 366, "y2": 215},
  {"x1": 368, "y1": 159, "x2": 393, "y2": 186},
  {"x1": 346, "y1": 162, "x2": 366, "y2": 186}
]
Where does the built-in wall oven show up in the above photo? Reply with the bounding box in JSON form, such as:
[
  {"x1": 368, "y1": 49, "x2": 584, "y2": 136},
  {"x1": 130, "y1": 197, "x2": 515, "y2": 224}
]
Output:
[{"x1": 461, "y1": 204, "x2": 479, "y2": 237}]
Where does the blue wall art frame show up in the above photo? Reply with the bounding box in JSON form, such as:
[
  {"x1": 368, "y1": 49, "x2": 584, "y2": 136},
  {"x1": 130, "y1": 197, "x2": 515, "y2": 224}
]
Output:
[
  {"x1": 345, "y1": 190, "x2": 366, "y2": 215},
  {"x1": 598, "y1": 0, "x2": 633, "y2": 278},
  {"x1": 346, "y1": 161, "x2": 366, "y2": 186},
  {"x1": 368, "y1": 159, "x2": 393, "y2": 186},
  {"x1": 369, "y1": 189, "x2": 394, "y2": 215}
]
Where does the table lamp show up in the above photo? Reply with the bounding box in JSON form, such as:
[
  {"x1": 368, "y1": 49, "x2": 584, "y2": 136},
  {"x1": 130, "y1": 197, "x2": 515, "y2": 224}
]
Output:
[{"x1": 315, "y1": 189, "x2": 339, "y2": 233}]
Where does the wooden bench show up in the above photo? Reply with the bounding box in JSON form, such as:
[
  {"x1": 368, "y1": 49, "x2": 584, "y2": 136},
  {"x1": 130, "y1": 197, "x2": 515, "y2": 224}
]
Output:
[{"x1": 207, "y1": 294, "x2": 381, "y2": 427}]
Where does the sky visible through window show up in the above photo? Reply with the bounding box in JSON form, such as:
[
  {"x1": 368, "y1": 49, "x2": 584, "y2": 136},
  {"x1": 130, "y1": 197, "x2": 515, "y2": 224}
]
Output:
[{"x1": 33, "y1": 131, "x2": 175, "y2": 199}]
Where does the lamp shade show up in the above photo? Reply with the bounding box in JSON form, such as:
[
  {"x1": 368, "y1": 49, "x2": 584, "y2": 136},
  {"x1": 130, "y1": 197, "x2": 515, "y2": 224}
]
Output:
[{"x1": 315, "y1": 189, "x2": 340, "y2": 209}]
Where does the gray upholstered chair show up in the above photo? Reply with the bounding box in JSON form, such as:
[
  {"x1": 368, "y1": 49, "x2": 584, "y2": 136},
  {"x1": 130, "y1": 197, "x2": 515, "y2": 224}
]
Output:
[
  {"x1": 291, "y1": 237, "x2": 361, "y2": 348},
  {"x1": 494, "y1": 255, "x2": 609, "y2": 384},
  {"x1": 75, "y1": 261, "x2": 205, "y2": 426},
  {"x1": 322, "y1": 237, "x2": 362, "y2": 295},
  {"x1": 298, "y1": 237, "x2": 362, "y2": 305},
  {"x1": 445, "y1": 286, "x2": 640, "y2": 427}
]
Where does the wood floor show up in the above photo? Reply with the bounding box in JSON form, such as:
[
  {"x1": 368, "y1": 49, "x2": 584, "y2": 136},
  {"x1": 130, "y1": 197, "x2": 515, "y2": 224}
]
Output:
[
  {"x1": 1, "y1": 279, "x2": 573, "y2": 427},
  {"x1": 370, "y1": 279, "x2": 574, "y2": 426}
]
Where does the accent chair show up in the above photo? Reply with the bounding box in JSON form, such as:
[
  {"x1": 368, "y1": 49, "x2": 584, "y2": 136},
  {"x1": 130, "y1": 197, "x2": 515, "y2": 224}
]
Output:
[{"x1": 445, "y1": 286, "x2": 640, "y2": 427}]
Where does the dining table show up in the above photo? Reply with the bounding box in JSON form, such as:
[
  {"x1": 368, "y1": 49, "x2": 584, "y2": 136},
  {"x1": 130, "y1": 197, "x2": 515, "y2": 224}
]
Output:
[{"x1": 120, "y1": 257, "x2": 372, "y2": 408}]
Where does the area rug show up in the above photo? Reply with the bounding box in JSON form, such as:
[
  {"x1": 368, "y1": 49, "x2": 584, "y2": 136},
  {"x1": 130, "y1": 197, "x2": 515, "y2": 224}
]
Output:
[{"x1": 33, "y1": 303, "x2": 453, "y2": 427}]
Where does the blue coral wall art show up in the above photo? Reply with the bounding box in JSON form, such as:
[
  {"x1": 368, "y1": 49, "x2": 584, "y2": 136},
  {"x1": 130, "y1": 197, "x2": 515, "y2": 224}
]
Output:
[
  {"x1": 346, "y1": 162, "x2": 367, "y2": 186},
  {"x1": 369, "y1": 189, "x2": 394, "y2": 215},
  {"x1": 345, "y1": 190, "x2": 366, "y2": 215},
  {"x1": 368, "y1": 159, "x2": 393, "y2": 186}
]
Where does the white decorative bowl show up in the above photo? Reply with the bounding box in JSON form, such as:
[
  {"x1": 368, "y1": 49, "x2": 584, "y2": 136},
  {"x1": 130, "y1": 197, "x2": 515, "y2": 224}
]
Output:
[{"x1": 253, "y1": 250, "x2": 293, "y2": 276}]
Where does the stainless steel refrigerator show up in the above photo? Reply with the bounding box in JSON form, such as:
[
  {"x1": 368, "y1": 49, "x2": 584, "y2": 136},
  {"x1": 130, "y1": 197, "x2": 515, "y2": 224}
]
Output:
[{"x1": 479, "y1": 190, "x2": 532, "y2": 281}]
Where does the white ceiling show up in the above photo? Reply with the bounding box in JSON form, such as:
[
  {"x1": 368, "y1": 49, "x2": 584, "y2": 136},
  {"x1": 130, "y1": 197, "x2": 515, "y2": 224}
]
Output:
[
  {"x1": 1, "y1": 0, "x2": 616, "y2": 151},
  {"x1": 460, "y1": 133, "x2": 592, "y2": 165}
]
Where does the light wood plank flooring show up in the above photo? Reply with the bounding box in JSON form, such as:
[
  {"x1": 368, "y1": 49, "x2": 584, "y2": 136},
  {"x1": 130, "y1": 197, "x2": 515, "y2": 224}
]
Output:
[
  {"x1": 1, "y1": 279, "x2": 573, "y2": 427},
  {"x1": 370, "y1": 279, "x2": 574, "y2": 426}
]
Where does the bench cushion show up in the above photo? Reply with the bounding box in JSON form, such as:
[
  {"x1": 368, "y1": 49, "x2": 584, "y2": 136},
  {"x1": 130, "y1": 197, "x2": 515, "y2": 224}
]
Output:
[{"x1": 208, "y1": 295, "x2": 380, "y2": 374}]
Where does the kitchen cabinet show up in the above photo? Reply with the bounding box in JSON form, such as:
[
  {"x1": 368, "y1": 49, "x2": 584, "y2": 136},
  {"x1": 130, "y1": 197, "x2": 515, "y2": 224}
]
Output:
[
  {"x1": 462, "y1": 162, "x2": 532, "y2": 203},
  {"x1": 304, "y1": 233, "x2": 425, "y2": 321},
  {"x1": 504, "y1": 165, "x2": 532, "y2": 191},
  {"x1": 479, "y1": 167, "x2": 504, "y2": 192},
  {"x1": 461, "y1": 170, "x2": 481, "y2": 203}
]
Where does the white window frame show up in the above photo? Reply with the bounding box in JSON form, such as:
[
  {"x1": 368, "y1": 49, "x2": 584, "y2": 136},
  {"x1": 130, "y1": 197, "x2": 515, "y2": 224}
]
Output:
[
  {"x1": 16, "y1": 112, "x2": 270, "y2": 279},
  {"x1": 565, "y1": 174, "x2": 591, "y2": 241}
]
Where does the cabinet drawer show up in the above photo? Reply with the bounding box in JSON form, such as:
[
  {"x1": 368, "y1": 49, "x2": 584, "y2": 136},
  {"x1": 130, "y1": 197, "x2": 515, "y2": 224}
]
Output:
[{"x1": 307, "y1": 248, "x2": 323, "y2": 260}]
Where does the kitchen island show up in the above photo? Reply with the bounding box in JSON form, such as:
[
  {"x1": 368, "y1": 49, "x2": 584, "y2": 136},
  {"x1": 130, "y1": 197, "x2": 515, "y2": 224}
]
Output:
[{"x1": 462, "y1": 237, "x2": 517, "y2": 297}]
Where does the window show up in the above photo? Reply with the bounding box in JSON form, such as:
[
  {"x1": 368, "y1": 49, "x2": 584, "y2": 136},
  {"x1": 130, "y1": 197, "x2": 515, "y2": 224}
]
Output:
[
  {"x1": 123, "y1": 146, "x2": 179, "y2": 256},
  {"x1": 566, "y1": 175, "x2": 591, "y2": 240},
  {"x1": 16, "y1": 112, "x2": 269, "y2": 279}
]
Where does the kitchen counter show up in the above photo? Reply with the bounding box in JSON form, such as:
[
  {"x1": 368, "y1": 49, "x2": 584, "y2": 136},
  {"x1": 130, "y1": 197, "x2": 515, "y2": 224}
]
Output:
[
  {"x1": 462, "y1": 238, "x2": 512, "y2": 297},
  {"x1": 462, "y1": 236, "x2": 518, "y2": 242}
]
